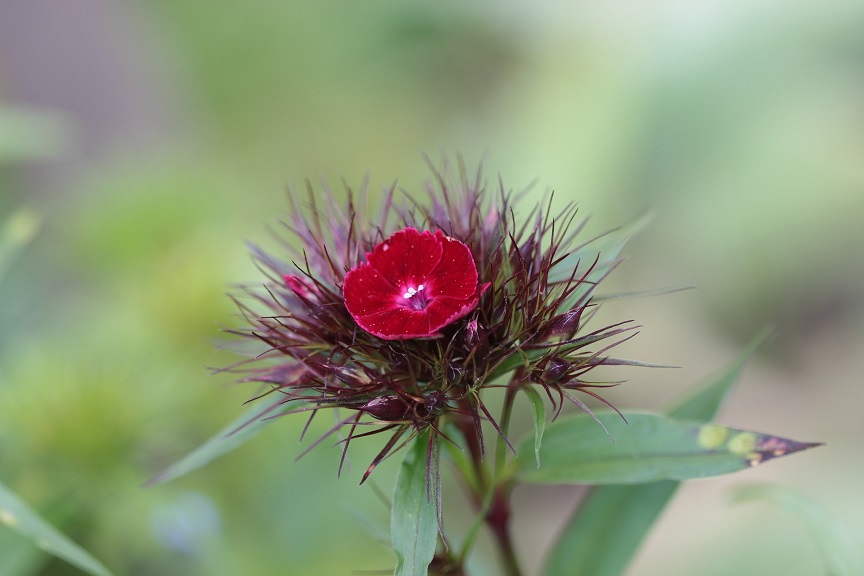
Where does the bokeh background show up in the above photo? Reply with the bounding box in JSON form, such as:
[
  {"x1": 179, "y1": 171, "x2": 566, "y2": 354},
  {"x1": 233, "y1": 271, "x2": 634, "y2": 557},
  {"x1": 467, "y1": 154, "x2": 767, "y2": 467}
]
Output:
[{"x1": 1, "y1": 1, "x2": 863, "y2": 575}]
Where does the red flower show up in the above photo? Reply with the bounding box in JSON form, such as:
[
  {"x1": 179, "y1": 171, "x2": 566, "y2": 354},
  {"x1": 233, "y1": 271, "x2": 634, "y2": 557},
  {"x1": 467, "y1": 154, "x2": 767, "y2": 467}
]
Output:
[{"x1": 343, "y1": 227, "x2": 487, "y2": 340}]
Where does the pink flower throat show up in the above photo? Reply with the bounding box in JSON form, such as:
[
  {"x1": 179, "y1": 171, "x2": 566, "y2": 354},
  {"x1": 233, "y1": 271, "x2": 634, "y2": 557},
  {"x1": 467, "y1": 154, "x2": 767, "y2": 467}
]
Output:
[{"x1": 402, "y1": 284, "x2": 430, "y2": 310}]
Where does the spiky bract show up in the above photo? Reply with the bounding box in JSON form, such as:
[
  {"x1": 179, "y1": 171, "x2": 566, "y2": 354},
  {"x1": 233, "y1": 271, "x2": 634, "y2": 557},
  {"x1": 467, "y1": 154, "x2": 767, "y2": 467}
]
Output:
[{"x1": 227, "y1": 160, "x2": 636, "y2": 481}]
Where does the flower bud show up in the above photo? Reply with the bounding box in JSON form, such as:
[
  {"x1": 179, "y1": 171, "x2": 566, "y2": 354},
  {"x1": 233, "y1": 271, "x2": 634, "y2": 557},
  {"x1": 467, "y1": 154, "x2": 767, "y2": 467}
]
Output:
[
  {"x1": 543, "y1": 356, "x2": 571, "y2": 383},
  {"x1": 359, "y1": 395, "x2": 411, "y2": 421},
  {"x1": 460, "y1": 318, "x2": 490, "y2": 360},
  {"x1": 537, "y1": 306, "x2": 584, "y2": 343}
]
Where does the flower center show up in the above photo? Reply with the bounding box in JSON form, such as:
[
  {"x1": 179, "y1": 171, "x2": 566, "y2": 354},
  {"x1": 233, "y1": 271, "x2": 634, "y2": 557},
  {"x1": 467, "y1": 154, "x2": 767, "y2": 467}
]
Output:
[{"x1": 402, "y1": 284, "x2": 430, "y2": 310}]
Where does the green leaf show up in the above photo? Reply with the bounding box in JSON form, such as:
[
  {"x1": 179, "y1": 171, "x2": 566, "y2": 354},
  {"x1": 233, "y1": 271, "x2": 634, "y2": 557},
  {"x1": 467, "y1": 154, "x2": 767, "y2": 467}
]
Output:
[
  {"x1": 0, "y1": 526, "x2": 48, "y2": 576},
  {"x1": 543, "y1": 481, "x2": 678, "y2": 576},
  {"x1": 0, "y1": 481, "x2": 113, "y2": 576},
  {"x1": 669, "y1": 328, "x2": 772, "y2": 421},
  {"x1": 486, "y1": 346, "x2": 544, "y2": 382},
  {"x1": 392, "y1": 431, "x2": 437, "y2": 576},
  {"x1": 516, "y1": 411, "x2": 820, "y2": 485},
  {"x1": 542, "y1": 330, "x2": 771, "y2": 576},
  {"x1": 522, "y1": 386, "x2": 546, "y2": 468},
  {"x1": 731, "y1": 484, "x2": 858, "y2": 576},
  {"x1": 146, "y1": 397, "x2": 284, "y2": 485}
]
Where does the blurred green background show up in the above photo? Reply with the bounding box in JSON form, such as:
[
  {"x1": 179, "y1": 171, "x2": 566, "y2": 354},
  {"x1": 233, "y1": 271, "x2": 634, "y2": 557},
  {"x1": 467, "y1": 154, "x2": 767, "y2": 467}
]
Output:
[{"x1": 1, "y1": 1, "x2": 863, "y2": 575}]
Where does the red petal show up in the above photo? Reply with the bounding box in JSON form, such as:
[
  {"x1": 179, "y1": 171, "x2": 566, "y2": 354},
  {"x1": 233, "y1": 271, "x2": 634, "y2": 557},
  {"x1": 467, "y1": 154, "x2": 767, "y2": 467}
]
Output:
[
  {"x1": 366, "y1": 227, "x2": 443, "y2": 290},
  {"x1": 424, "y1": 231, "x2": 478, "y2": 301},
  {"x1": 424, "y1": 295, "x2": 479, "y2": 333},
  {"x1": 351, "y1": 307, "x2": 435, "y2": 340},
  {"x1": 343, "y1": 264, "x2": 402, "y2": 318},
  {"x1": 342, "y1": 227, "x2": 484, "y2": 340}
]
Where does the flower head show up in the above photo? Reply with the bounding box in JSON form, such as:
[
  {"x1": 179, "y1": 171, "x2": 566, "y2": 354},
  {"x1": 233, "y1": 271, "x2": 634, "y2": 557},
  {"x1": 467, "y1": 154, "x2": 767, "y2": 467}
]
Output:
[
  {"x1": 343, "y1": 227, "x2": 488, "y2": 340},
  {"x1": 230, "y1": 161, "x2": 637, "y2": 482}
]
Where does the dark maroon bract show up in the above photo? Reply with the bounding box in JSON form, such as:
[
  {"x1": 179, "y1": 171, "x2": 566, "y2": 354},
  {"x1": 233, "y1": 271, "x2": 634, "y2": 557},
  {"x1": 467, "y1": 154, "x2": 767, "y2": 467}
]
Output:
[{"x1": 343, "y1": 227, "x2": 486, "y2": 340}]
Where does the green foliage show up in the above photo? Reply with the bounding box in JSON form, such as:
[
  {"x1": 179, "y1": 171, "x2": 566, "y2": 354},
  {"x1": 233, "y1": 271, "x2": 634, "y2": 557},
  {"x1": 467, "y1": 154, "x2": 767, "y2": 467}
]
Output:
[
  {"x1": 1, "y1": 210, "x2": 115, "y2": 576},
  {"x1": 542, "y1": 330, "x2": 770, "y2": 576},
  {"x1": 146, "y1": 399, "x2": 285, "y2": 486},
  {"x1": 522, "y1": 386, "x2": 546, "y2": 469},
  {"x1": 516, "y1": 411, "x2": 819, "y2": 485},
  {"x1": 731, "y1": 484, "x2": 857, "y2": 576},
  {"x1": 391, "y1": 432, "x2": 438, "y2": 576},
  {"x1": 0, "y1": 209, "x2": 41, "y2": 282},
  {"x1": 543, "y1": 481, "x2": 677, "y2": 576},
  {"x1": 0, "y1": 481, "x2": 113, "y2": 576}
]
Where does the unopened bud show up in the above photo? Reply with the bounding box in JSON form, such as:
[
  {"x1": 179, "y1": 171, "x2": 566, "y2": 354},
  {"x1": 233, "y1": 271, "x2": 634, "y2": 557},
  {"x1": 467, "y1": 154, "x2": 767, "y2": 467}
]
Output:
[
  {"x1": 359, "y1": 395, "x2": 411, "y2": 421},
  {"x1": 538, "y1": 306, "x2": 583, "y2": 343}
]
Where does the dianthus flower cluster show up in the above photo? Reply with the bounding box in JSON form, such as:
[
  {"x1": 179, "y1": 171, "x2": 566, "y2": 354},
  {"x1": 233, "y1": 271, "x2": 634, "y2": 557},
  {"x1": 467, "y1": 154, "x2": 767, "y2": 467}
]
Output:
[{"x1": 229, "y1": 164, "x2": 634, "y2": 481}]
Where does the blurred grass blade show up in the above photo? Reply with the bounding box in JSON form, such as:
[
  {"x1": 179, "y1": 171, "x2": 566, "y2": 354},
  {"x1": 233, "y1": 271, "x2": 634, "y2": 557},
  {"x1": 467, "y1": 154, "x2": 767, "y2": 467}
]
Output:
[
  {"x1": 669, "y1": 328, "x2": 772, "y2": 421},
  {"x1": 345, "y1": 506, "x2": 390, "y2": 546},
  {"x1": 543, "y1": 481, "x2": 677, "y2": 576},
  {"x1": 592, "y1": 285, "x2": 694, "y2": 302},
  {"x1": 543, "y1": 330, "x2": 771, "y2": 576},
  {"x1": 550, "y1": 212, "x2": 652, "y2": 305},
  {"x1": 0, "y1": 481, "x2": 113, "y2": 576},
  {"x1": 0, "y1": 209, "x2": 42, "y2": 281},
  {"x1": 0, "y1": 527, "x2": 48, "y2": 576},
  {"x1": 147, "y1": 398, "x2": 284, "y2": 485},
  {"x1": 517, "y1": 411, "x2": 820, "y2": 485},
  {"x1": 731, "y1": 484, "x2": 858, "y2": 576},
  {"x1": 392, "y1": 431, "x2": 437, "y2": 576}
]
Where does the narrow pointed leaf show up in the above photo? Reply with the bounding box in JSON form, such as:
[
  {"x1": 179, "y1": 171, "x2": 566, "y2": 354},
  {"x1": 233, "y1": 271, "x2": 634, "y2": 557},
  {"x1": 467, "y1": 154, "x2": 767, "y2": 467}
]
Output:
[
  {"x1": 731, "y1": 484, "x2": 857, "y2": 576},
  {"x1": 392, "y1": 431, "x2": 437, "y2": 576},
  {"x1": 550, "y1": 213, "x2": 651, "y2": 307},
  {"x1": 0, "y1": 481, "x2": 113, "y2": 576},
  {"x1": 543, "y1": 481, "x2": 677, "y2": 576},
  {"x1": 522, "y1": 386, "x2": 546, "y2": 468},
  {"x1": 147, "y1": 397, "x2": 284, "y2": 485},
  {"x1": 592, "y1": 285, "x2": 694, "y2": 302},
  {"x1": 669, "y1": 328, "x2": 772, "y2": 421},
  {"x1": 517, "y1": 411, "x2": 820, "y2": 485},
  {"x1": 543, "y1": 330, "x2": 771, "y2": 576},
  {"x1": 487, "y1": 347, "x2": 544, "y2": 381},
  {"x1": 0, "y1": 527, "x2": 47, "y2": 576}
]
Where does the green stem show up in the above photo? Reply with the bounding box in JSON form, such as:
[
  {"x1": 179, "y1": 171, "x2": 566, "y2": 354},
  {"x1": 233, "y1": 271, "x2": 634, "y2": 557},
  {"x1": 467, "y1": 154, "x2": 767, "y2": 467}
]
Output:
[{"x1": 494, "y1": 368, "x2": 524, "y2": 478}]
